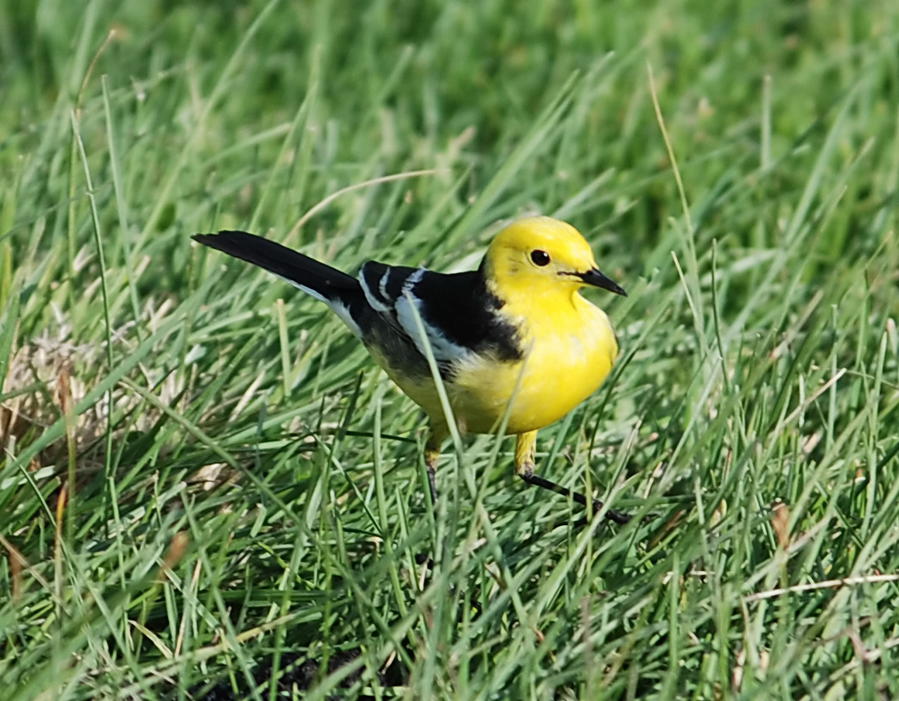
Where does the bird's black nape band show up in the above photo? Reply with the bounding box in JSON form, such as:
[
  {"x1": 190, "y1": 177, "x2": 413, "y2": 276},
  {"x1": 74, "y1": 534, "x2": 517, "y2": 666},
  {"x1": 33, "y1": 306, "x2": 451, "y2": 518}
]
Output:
[{"x1": 519, "y1": 473, "x2": 630, "y2": 524}]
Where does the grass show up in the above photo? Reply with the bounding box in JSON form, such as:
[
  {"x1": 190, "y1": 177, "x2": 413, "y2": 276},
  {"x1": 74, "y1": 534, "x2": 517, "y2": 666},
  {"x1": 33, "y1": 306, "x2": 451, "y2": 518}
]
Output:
[{"x1": 2, "y1": 0, "x2": 898, "y2": 698}]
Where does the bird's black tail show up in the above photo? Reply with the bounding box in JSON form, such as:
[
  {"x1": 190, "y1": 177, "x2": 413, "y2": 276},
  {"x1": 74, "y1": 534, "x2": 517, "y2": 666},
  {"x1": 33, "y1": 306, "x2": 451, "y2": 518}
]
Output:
[{"x1": 192, "y1": 231, "x2": 360, "y2": 301}]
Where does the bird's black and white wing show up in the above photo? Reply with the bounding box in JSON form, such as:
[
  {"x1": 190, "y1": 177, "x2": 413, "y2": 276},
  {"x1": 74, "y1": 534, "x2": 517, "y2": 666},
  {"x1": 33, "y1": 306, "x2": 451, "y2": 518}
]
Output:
[{"x1": 356, "y1": 262, "x2": 522, "y2": 378}]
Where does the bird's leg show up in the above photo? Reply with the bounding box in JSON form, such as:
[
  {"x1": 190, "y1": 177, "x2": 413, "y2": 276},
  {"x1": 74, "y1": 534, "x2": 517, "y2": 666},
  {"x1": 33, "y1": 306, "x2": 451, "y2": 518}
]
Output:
[
  {"x1": 424, "y1": 446, "x2": 440, "y2": 505},
  {"x1": 415, "y1": 450, "x2": 440, "y2": 569},
  {"x1": 424, "y1": 425, "x2": 447, "y2": 505},
  {"x1": 415, "y1": 428, "x2": 449, "y2": 569},
  {"x1": 514, "y1": 431, "x2": 630, "y2": 525}
]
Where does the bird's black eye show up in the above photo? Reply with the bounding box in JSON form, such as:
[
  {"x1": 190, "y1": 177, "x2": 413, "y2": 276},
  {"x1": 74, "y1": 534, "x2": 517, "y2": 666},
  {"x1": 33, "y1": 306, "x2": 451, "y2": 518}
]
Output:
[{"x1": 530, "y1": 250, "x2": 551, "y2": 266}]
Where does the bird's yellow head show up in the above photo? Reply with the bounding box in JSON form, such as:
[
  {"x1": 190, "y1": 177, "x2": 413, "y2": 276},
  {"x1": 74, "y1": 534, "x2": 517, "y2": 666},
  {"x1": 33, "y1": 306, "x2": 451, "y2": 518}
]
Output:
[{"x1": 483, "y1": 216, "x2": 626, "y2": 300}]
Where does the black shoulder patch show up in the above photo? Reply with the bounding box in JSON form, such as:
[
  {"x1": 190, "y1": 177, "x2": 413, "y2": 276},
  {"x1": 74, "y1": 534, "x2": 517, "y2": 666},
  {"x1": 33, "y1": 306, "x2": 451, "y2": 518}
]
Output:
[{"x1": 410, "y1": 271, "x2": 522, "y2": 361}]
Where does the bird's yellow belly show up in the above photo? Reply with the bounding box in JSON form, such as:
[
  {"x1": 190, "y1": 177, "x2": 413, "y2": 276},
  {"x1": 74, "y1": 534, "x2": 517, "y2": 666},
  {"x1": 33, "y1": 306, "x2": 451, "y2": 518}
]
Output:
[
  {"x1": 373, "y1": 301, "x2": 617, "y2": 437},
  {"x1": 451, "y1": 324, "x2": 616, "y2": 434}
]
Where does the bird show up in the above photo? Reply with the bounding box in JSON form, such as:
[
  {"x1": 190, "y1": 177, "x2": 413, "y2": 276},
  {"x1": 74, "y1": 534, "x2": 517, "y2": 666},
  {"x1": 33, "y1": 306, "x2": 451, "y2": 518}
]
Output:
[{"x1": 193, "y1": 216, "x2": 630, "y2": 523}]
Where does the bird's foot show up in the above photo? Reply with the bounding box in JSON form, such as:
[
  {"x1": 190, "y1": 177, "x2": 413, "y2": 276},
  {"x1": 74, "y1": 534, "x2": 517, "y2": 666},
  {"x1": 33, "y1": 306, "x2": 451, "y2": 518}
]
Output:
[{"x1": 519, "y1": 472, "x2": 630, "y2": 525}]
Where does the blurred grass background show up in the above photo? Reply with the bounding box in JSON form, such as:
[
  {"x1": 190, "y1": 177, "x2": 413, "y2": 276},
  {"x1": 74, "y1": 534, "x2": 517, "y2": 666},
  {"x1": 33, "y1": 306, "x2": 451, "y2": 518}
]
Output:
[{"x1": 1, "y1": 0, "x2": 898, "y2": 698}]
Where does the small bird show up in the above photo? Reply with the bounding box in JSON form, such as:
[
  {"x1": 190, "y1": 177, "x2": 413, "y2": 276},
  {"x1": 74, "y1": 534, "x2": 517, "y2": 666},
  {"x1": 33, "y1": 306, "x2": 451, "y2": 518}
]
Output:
[{"x1": 193, "y1": 216, "x2": 629, "y2": 523}]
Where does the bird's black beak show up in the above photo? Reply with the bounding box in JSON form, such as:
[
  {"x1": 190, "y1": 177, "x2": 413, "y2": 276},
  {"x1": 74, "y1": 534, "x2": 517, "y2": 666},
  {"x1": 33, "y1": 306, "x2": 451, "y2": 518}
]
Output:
[{"x1": 574, "y1": 267, "x2": 627, "y2": 296}]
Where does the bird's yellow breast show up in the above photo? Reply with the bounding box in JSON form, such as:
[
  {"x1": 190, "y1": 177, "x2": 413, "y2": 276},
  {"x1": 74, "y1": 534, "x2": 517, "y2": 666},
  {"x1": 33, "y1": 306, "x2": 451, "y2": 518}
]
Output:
[{"x1": 446, "y1": 293, "x2": 617, "y2": 435}]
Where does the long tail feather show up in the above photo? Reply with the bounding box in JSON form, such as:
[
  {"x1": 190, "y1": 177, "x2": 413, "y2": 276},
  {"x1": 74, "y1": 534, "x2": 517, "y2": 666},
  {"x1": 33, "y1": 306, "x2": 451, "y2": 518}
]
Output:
[{"x1": 192, "y1": 231, "x2": 359, "y2": 301}]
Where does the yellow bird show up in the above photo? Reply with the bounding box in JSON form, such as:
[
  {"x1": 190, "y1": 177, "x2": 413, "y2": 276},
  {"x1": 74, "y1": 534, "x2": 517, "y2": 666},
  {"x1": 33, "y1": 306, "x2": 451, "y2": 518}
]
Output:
[{"x1": 194, "y1": 216, "x2": 629, "y2": 523}]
